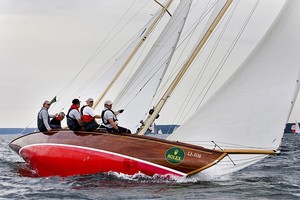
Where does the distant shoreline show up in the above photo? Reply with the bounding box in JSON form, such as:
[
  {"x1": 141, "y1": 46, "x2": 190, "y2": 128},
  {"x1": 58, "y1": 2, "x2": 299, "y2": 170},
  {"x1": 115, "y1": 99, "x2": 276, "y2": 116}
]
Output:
[
  {"x1": 0, "y1": 128, "x2": 36, "y2": 134},
  {"x1": 0, "y1": 122, "x2": 296, "y2": 134},
  {"x1": 0, "y1": 125, "x2": 179, "y2": 135}
]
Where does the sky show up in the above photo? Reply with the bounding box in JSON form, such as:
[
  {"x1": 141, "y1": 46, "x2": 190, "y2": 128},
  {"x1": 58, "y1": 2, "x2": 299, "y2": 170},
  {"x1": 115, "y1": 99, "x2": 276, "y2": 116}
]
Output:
[{"x1": 1, "y1": 0, "x2": 294, "y2": 128}]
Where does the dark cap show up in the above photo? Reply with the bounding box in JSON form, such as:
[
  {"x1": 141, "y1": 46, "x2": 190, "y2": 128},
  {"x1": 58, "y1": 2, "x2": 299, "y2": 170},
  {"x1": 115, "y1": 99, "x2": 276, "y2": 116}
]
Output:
[{"x1": 72, "y1": 99, "x2": 80, "y2": 104}]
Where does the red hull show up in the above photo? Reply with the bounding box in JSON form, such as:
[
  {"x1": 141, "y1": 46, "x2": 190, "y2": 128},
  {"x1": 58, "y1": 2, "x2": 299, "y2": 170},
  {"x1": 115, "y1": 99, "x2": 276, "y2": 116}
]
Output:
[
  {"x1": 10, "y1": 130, "x2": 227, "y2": 177},
  {"x1": 20, "y1": 144, "x2": 185, "y2": 177}
]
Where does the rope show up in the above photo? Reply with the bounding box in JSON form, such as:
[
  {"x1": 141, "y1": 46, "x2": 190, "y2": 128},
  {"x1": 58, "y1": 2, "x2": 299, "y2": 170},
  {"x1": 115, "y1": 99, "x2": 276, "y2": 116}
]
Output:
[{"x1": 49, "y1": 0, "x2": 153, "y2": 112}]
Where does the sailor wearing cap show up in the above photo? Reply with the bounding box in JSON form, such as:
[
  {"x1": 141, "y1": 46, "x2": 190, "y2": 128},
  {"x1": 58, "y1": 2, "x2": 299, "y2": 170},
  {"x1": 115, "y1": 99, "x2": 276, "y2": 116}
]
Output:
[
  {"x1": 37, "y1": 100, "x2": 56, "y2": 132},
  {"x1": 80, "y1": 98, "x2": 102, "y2": 131},
  {"x1": 66, "y1": 98, "x2": 82, "y2": 131},
  {"x1": 101, "y1": 100, "x2": 131, "y2": 133}
]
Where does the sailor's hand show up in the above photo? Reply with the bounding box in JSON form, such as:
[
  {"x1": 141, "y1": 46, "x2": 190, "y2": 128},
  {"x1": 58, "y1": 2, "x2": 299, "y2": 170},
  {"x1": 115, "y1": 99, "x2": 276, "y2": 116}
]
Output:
[{"x1": 118, "y1": 109, "x2": 124, "y2": 113}]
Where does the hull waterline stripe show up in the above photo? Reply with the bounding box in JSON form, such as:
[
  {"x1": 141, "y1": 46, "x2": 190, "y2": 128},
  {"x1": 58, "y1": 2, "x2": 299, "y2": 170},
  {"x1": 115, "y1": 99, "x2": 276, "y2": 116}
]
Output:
[{"x1": 19, "y1": 143, "x2": 187, "y2": 176}]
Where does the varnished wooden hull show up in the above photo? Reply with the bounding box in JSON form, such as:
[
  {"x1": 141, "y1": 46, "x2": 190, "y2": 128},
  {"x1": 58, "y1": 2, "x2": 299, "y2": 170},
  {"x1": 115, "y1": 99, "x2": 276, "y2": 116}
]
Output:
[{"x1": 9, "y1": 130, "x2": 227, "y2": 177}]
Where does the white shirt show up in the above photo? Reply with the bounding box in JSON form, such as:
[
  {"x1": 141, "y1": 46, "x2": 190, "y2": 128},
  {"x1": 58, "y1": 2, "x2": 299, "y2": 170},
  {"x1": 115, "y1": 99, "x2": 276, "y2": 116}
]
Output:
[
  {"x1": 82, "y1": 106, "x2": 96, "y2": 117},
  {"x1": 103, "y1": 109, "x2": 118, "y2": 128},
  {"x1": 69, "y1": 109, "x2": 81, "y2": 120}
]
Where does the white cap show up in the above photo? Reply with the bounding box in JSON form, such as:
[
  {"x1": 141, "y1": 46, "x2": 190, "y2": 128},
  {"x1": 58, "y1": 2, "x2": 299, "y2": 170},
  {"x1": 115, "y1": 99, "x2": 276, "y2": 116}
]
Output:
[
  {"x1": 86, "y1": 98, "x2": 94, "y2": 102},
  {"x1": 104, "y1": 100, "x2": 113, "y2": 105}
]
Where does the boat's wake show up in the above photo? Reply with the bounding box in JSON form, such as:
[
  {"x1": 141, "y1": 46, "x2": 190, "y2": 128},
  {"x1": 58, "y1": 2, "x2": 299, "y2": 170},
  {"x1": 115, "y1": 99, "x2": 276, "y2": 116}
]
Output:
[{"x1": 15, "y1": 164, "x2": 226, "y2": 183}]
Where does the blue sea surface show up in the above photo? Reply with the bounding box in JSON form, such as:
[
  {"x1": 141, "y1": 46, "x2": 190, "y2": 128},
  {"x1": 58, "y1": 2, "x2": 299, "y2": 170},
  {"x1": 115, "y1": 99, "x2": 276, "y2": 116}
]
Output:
[{"x1": 0, "y1": 132, "x2": 299, "y2": 199}]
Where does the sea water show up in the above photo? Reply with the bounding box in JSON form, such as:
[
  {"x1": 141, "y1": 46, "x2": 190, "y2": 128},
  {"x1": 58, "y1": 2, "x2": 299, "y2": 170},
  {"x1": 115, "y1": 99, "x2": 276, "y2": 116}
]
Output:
[{"x1": 0, "y1": 133, "x2": 299, "y2": 199}]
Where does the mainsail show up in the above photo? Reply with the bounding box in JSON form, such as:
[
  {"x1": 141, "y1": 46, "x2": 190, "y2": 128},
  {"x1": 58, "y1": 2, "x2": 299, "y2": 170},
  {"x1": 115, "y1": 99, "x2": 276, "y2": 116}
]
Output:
[
  {"x1": 168, "y1": 0, "x2": 300, "y2": 176},
  {"x1": 113, "y1": 0, "x2": 193, "y2": 133}
]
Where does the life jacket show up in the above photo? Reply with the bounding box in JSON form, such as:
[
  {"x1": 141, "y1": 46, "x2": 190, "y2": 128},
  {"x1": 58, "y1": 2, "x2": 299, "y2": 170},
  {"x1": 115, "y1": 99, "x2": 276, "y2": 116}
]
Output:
[
  {"x1": 101, "y1": 109, "x2": 118, "y2": 125},
  {"x1": 50, "y1": 116, "x2": 61, "y2": 126},
  {"x1": 37, "y1": 107, "x2": 50, "y2": 132},
  {"x1": 66, "y1": 105, "x2": 81, "y2": 130},
  {"x1": 81, "y1": 105, "x2": 94, "y2": 123}
]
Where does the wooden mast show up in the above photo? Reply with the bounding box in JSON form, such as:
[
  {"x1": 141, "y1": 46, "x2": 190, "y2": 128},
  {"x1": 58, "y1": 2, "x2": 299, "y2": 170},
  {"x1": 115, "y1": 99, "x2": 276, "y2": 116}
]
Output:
[
  {"x1": 93, "y1": 0, "x2": 174, "y2": 109},
  {"x1": 137, "y1": 0, "x2": 233, "y2": 135}
]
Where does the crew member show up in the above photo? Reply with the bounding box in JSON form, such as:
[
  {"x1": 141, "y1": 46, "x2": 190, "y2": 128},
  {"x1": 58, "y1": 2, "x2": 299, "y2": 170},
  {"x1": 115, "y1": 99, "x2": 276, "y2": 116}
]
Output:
[
  {"x1": 50, "y1": 112, "x2": 65, "y2": 129},
  {"x1": 66, "y1": 98, "x2": 82, "y2": 131},
  {"x1": 37, "y1": 100, "x2": 55, "y2": 131},
  {"x1": 101, "y1": 100, "x2": 131, "y2": 133},
  {"x1": 81, "y1": 98, "x2": 101, "y2": 131}
]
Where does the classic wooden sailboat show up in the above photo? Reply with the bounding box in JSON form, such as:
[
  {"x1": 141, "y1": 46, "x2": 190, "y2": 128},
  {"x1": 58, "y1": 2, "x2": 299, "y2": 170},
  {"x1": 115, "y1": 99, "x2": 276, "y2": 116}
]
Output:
[{"x1": 9, "y1": 0, "x2": 300, "y2": 178}]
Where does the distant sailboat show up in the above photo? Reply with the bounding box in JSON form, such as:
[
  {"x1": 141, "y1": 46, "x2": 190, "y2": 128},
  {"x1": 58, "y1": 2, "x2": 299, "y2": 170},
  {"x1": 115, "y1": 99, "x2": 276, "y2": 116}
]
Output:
[
  {"x1": 291, "y1": 121, "x2": 300, "y2": 134},
  {"x1": 9, "y1": 0, "x2": 300, "y2": 178}
]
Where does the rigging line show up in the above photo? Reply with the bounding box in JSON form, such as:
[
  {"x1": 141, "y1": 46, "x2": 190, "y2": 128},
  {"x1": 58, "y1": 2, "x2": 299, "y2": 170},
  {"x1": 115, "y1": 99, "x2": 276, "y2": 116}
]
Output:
[
  {"x1": 56, "y1": 2, "x2": 157, "y2": 108},
  {"x1": 121, "y1": 2, "x2": 174, "y2": 90},
  {"x1": 115, "y1": 0, "x2": 191, "y2": 103},
  {"x1": 212, "y1": 141, "x2": 236, "y2": 165},
  {"x1": 113, "y1": 40, "x2": 154, "y2": 109},
  {"x1": 174, "y1": 0, "x2": 239, "y2": 123},
  {"x1": 99, "y1": 1, "x2": 178, "y2": 110},
  {"x1": 186, "y1": 0, "x2": 247, "y2": 114},
  {"x1": 146, "y1": 0, "x2": 194, "y2": 100},
  {"x1": 114, "y1": 1, "x2": 192, "y2": 108},
  {"x1": 85, "y1": 2, "x2": 168, "y2": 86},
  {"x1": 56, "y1": 0, "x2": 149, "y2": 99},
  {"x1": 112, "y1": 34, "x2": 154, "y2": 107},
  {"x1": 175, "y1": 0, "x2": 258, "y2": 123},
  {"x1": 152, "y1": 0, "x2": 213, "y2": 91},
  {"x1": 114, "y1": 43, "x2": 171, "y2": 111},
  {"x1": 65, "y1": 31, "x2": 141, "y2": 102},
  {"x1": 113, "y1": 26, "x2": 157, "y2": 104},
  {"x1": 153, "y1": 0, "x2": 217, "y2": 101},
  {"x1": 54, "y1": 50, "x2": 123, "y2": 110},
  {"x1": 162, "y1": 0, "x2": 217, "y2": 85},
  {"x1": 120, "y1": 34, "x2": 154, "y2": 99},
  {"x1": 115, "y1": 1, "x2": 218, "y2": 114},
  {"x1": 167, "y1": 0, "x2": 234, "y2": 124},
  {"x1": 154, "y1": 0, "x2": 172, "y2": 16},
  {"x1": 194, "y1": 0, "x2": 260, "y2": 111},
  {"x1": 83, "y1": 0, "x2": 141, "y2": 64},
  {"x1": 114, "y1": 21, "x2": 165, "y2": 96},
  {"x1": 113, "y1": 1, "x2": 197, "y2": 116},
  {"x1": 84, "y1": 0, "x2": 154, "y2": 66}
]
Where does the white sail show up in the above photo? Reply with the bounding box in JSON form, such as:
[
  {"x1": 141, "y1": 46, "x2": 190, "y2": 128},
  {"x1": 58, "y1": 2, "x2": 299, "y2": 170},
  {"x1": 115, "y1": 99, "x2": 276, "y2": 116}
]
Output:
[
  {"x1": 113, "y1": 0, "x2": 193, "y2": 133},
  {"x1": 168, "y1": 0, "x2": 300, "y2": 176}
]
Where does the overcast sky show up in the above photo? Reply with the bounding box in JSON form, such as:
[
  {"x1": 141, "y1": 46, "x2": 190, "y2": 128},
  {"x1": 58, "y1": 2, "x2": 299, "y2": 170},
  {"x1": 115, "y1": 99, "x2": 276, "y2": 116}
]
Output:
[{"x1": 1, "y1": 0, "x2": 293, "y2": 128}]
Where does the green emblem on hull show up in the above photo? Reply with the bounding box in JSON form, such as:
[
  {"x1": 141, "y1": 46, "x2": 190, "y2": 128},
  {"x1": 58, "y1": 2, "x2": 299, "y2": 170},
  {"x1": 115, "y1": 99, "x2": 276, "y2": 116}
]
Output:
[{"x1": 165, "y1": 147, "x2": 184, "y2": 164}]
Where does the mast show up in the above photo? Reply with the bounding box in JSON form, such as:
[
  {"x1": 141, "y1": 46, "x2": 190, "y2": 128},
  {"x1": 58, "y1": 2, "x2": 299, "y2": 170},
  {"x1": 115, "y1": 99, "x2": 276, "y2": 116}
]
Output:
[
  {"x1": 137, "y1": 0, "x2": 233, "y2": 135},
  {"x1": 93, "y1": 0, "x2": 174, "y2": 109}
]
